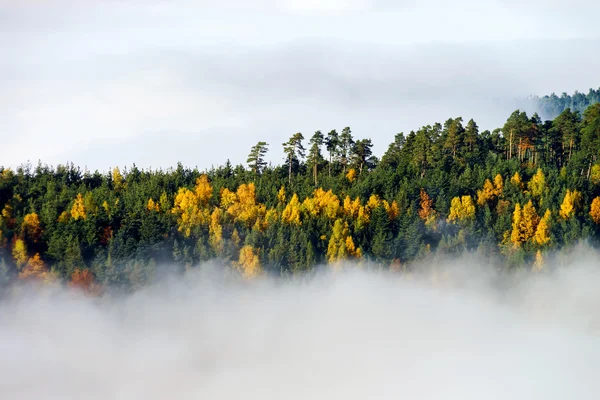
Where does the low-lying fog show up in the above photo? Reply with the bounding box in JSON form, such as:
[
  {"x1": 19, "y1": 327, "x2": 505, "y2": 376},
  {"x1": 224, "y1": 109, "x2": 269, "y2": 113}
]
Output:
[{"x1": 2, "y1": 248, "x2": 600, "y2": 399}]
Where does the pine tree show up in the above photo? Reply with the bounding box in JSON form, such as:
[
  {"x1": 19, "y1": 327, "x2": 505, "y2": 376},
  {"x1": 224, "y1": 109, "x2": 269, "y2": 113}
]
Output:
[
  {"x1": 338, "y1": 127, "x2": 355, "y2": 173},
  {"x1": 283, "y1": 133, "x2": 305, "y2": 184},
  {"x1": 307, "y1": 131, "x2": 324, "y2": 186},
  {"x1": 325, "y1": 130, "x2": 339, "y2": 177},
  {"x1": 443, "y1": 117, "x2": 464, "y2": 160},
  {"x1": 351, "y1": 138, "x2": 374, "y2": 175},
  {"x1": 247, "y1": 141, "x2": 269, "y2": 176}
]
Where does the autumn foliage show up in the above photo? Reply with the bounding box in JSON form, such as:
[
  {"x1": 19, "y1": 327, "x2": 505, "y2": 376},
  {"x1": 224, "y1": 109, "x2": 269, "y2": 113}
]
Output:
[{"x1": 1, "y1": 101, "x2": 600, "y2": 287}]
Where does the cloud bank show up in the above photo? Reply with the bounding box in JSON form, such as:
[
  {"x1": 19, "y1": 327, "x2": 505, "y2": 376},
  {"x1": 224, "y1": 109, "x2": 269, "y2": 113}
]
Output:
[
  {"x1": 2, "y1": 248, "x2": 600, "y2": 399},
  {"x1": 1, "y1": 0, "x2": 599, "y2": 171}
]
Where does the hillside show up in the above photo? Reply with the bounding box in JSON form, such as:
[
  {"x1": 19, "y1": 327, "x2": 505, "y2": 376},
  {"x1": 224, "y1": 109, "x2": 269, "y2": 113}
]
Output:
[
  {"x1": 1, "y1": 102, "x2": 600, "y2": 291},
  {"x1": 526, "y1": 87, "x2": 600, "y2": 120}
]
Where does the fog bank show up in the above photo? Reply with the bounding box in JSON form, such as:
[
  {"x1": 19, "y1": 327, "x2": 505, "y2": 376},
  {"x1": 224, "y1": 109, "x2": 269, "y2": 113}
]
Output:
[
  {"x1": 2, "y1": 0, "x2": 600, "y2": 171},
  {"x1": 2, "y1": 251, "x2": 600, "y2": 399}
]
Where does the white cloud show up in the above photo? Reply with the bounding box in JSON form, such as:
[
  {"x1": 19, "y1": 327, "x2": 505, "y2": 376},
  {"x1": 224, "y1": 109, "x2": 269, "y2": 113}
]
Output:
[
  {"x1": 279, "y1": 0, "x2": 371, "y2": 14},
  {"x1": 1, "y1": 0, "x2": 599, "y2": 170}
]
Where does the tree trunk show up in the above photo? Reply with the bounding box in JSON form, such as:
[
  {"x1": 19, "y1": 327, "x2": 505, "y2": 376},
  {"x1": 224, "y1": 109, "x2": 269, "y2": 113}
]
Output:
[
  {"x1": 569, "y1": 139, "x2": 573, "y2": 161},
  {"x1": 509, "y1": 129, "x2": 513, "y2": 159},
  {"x1": 289, "y1": 154, "x2": 292, "y2": 184}
]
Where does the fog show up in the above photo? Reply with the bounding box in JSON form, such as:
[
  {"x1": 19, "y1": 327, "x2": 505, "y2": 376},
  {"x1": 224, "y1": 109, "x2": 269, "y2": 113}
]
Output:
[
  {"x1": 2, "y1": 1, "x2": 600, "y2": 171},
  {"x1": 2, "y1": 247, "x2": 600, "y2": 399}
]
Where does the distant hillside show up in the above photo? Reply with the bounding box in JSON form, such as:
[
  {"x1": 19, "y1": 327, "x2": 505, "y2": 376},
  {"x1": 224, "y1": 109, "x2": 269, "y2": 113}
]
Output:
[{"x1": 524, "y1": 88, "x2": 600, "y2": 120}]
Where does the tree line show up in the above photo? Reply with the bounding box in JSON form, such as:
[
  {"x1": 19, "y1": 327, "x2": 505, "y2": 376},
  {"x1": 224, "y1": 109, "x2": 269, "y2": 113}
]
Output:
[
  {"x1": 525, "y1": 87, "x2": 600, "y2": 120},
  {"x1": 1, "y1": 100, "x2": 600, "y2": 292}
]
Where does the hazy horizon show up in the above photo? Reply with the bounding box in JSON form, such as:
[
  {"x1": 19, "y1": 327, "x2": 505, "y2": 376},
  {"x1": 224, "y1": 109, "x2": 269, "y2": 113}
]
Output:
[{"x1": 2, "y1": 1, "x2": 600, "y2": 172}]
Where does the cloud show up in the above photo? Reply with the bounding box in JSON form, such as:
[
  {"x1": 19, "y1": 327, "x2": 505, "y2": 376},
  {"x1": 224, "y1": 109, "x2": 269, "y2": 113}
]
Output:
[
  {"x1": 1, "y1": 0, "x2": 599, "y2": 170},
  {"x1": 2, "y1": 249, "x2": 600, "y2": 399},
  {"x1": 279, "y1": 0, "x2": 372, "y2": 14},
  {"x1": 3, "y1": 37, "x2": 600, "y2": 171}
]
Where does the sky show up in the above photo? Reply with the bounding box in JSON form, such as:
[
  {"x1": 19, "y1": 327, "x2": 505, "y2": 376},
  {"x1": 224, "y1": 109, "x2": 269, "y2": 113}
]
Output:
[{"x1": 1, "y1": 0, "x2": 600, "y2": 172}]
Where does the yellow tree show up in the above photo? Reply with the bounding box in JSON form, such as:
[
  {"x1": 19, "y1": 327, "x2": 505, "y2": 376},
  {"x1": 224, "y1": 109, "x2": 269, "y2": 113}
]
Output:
[
  {"x1": 493, "y1": 174, "x2": 504, "y2": 196},
  {"x1": 12, "y1": 238, "x2": 28, "y2": 270},
  {"x1": 534, "y1": 209, "x2": 551, "y2": 246},
  {"x1": 102, "y1": 200, "x2": 111, "y2": 215},
  {"x1": 447, "y1": 195, "x2": 476, "y2": 223},
  {"x1": 19, "y1": 253, "x2": 49, "y2": 280},
  {"x1": 591, "y1": 164, "x2": 600, "y2": 185},
  {"x1": 277, "y1": 186, "x2": 286, "y2": 205},
  {"x1": 302, "y1": 188, "x2": 340, "y2": 219},
  {"x1": 477, "y1": 179, "x2": 495, "y2": 206},
  {"x1": 346, "y1": 168, "x2": 357, "y2": 183},
  {"x1": 366, "y1": 194, "x2": 381, "y2": 210},
  {"x1": 343, "y1": 196, "x2": 361, "y2": 219},
  {"x1": 112, "y1": 167, "x2": 124, "y2": 191},
  {"x1": 559, "y1": 189, "x2": 582, "y2": 219},
  {"x1": 281, "y1": 193, "x2": 302, "y2": 225},
  {"x1": 383, "y1": 200, "x2": 400, "y2": 221},
  {"x1": 147, "y1": 198, "x2": 160, "y2": 212},
  {"x1": 70, "y1": 193, "x2": 87, "y2": 220},
  {"x1": 590, "y1": 197, "x2": 600, "y2": 224},
  {"x1": 194, "y1": 175, "x2": 213, "y2": 207},
  {"x1": 520, "y1": 200, "x2": 540, "y2": 242},
  {"x1": 209, "y1": 208, "x2": 224, "y2": 255},
  {"x1": 509, "y1": 203, "x2": 523, "y2": 247},
  {"x1": 220, "y1": 188, "x2": 237, "y2": 209},
  {"x1": 510, "y1": 171, "x2": 523, "y2": 190},
  {"x1": 418, "y1": 189, "x2": 437, "y2": 227},
  {"x1": 1, "y1": 204, "x2": 15, "y2": 228},
  {"x1": 226, "y1": 183, "x2": 266, "y2": 228},
  {"x1": 327, "y1": 219, "x2": 361, "y2": 264},
  {"x1": 22, "y1": 213, "x2": 42, "y2": 243},
  {"x1": 171, "y1": 188, "x2": 209, "y2": 237},
  {"x1": 355, "y1": 205, "x2": 370, "y2": 231},
  {"x1": 527, "y1": 168, "x2": 546, "y2": 199},
  {"x1": 235, "y1": 245, "x2": 262, "y2": 278}
]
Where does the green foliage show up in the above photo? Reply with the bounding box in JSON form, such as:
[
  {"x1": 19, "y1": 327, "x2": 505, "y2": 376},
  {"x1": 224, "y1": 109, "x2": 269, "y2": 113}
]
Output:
[{"x1": 1, "y1": 94, "x2": 600, "y2": 290}]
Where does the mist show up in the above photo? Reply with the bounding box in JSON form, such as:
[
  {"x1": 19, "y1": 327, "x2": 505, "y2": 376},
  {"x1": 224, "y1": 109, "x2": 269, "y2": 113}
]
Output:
[{"x1": 2, "y1": 247, "x2": 600, "y2": 399}]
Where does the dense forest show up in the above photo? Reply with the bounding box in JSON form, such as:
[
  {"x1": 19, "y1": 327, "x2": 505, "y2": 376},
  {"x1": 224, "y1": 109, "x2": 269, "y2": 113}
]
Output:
[
  {"x1": 526, "y1": 87, "x2": 600, "y2": 120},
  {"x1": 1, "y1": 98, "x2": 600, "y2": 292}
]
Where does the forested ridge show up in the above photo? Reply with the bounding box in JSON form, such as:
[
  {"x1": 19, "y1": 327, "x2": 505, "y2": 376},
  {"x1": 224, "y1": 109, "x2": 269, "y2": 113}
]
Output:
[
  {"x1": 526, "y1": 87, "x2": 600, "y2": 119},
  {"x1": 1, "y1": 100, "x2": 600, "y2": 292}
]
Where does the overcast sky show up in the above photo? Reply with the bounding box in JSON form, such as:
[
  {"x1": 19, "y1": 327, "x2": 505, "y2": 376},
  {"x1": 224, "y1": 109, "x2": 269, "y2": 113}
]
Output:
[{"x1": 1, "y1": 0, "x2": 599, "y2": 172}]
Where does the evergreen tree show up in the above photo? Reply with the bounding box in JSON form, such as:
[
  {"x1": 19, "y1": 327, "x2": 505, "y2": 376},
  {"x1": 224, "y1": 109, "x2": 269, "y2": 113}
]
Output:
[
  {"x1": 307, "y1": 131, "x2": 324, "y2": 186},
  {"x1": 247, "y1": 141, "x2": 269, "y2": 176},
  {"x1": 283, "y1": 133, "x2": 305, "y2": 185}
]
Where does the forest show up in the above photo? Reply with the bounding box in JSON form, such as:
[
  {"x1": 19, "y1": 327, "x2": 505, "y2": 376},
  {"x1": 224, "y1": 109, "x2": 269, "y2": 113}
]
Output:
[
  {"x1": 1, "y1": 91, "x2": 600, "y2": 293},
  {"x1": 526, "y1": 87, "x2": 600, "y2": 119}
]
